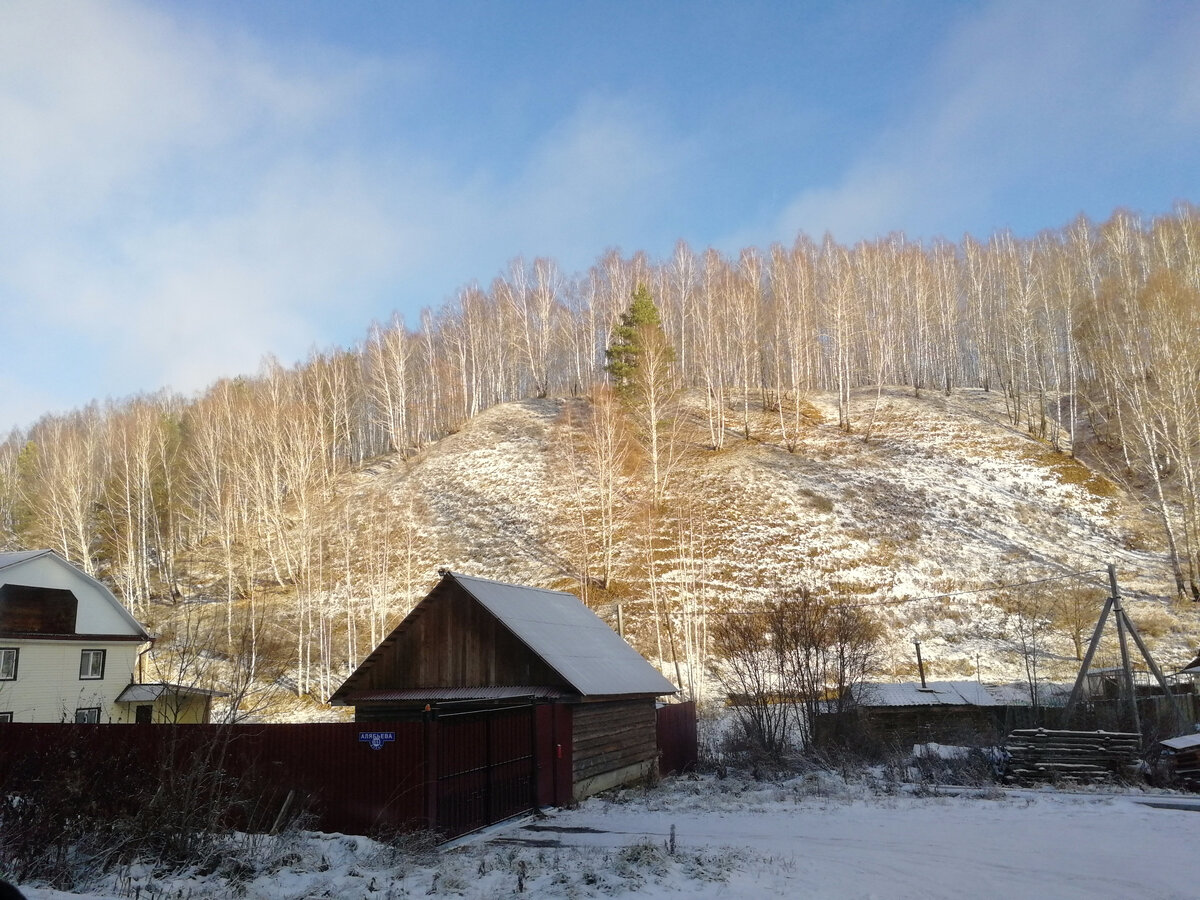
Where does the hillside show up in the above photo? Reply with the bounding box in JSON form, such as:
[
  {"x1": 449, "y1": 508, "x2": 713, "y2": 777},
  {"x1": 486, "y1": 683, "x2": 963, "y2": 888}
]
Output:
[{"x1": 321, "y1": 385, "x2": 1195, "y2": 698}]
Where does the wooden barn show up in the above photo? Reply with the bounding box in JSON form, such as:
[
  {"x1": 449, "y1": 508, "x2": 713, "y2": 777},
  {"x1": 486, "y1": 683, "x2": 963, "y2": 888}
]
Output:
[{"x1": 330, "y1": 571, "x2": 678, "y2": 799}]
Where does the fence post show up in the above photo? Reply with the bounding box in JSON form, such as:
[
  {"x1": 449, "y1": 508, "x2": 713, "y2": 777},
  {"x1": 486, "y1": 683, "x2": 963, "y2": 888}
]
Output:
[{"x1": 424, "y1": 708, "x2": 439, "y2": 830}]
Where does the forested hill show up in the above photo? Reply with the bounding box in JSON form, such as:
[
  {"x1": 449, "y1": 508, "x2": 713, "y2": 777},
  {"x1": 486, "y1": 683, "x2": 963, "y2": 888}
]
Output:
[
  {"x1": 1, "y1": 206, "x2": 1198, "y2": 713},
  {"x1": 332, "y1": 388, "x2": 1192, "y2": 695}
]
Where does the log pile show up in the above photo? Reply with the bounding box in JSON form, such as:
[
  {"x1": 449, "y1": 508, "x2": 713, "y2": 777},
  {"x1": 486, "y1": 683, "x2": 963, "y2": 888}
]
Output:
[
  {"x1": 1155, "y1": 735, "x2": 1200, "y2": 791},
  {"x1": 1171, "y1": 751, "x2": 1200, "y2": 790},
  {"x1": 1003, "y1": 728, "x2": 1141, "y2": 784}
]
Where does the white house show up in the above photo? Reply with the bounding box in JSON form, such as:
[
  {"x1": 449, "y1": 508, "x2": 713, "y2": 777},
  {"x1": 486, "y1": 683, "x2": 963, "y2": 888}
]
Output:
[{"x1": 0, "y1": 549, "x2": 219, "y2": 724}]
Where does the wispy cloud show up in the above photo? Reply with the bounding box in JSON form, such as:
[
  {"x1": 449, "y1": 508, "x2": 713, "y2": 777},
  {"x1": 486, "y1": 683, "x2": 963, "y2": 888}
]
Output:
[
  {"x1": 0, "y1": 2, "x2": 699, "y2": 431},
  {"x1": 0, "y1": 1, "x2": 396, "y2": 425},
  {"x1": 777, "y1": 1, "x2": 1200, "y2": 242}
]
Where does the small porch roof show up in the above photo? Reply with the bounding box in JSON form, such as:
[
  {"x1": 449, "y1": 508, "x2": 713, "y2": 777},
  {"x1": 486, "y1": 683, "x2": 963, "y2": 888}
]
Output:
[{"x1": 115, "y1": 682, "x2": 228, "y2": 703}]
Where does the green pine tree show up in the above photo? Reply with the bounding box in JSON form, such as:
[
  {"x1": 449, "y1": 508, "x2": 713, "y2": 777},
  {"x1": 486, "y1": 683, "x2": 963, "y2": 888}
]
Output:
[{"x1": 604, "y1": 284, "x2": 673, "y2": 392}]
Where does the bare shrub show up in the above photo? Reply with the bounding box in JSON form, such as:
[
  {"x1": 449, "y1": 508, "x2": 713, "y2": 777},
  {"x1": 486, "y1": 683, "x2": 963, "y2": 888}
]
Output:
[
  {"x1": 712, "y1": 587, "x2": 881, "y2": 761},
  {"x1": 0, "y1": 726, "x2": 282, "y2": 890}
]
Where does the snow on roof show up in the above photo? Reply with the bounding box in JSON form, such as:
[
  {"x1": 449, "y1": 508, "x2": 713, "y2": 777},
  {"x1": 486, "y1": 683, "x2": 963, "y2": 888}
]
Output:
[
  {"x1": 1159, "y1": 732, "x2": 1200, "y2": 751},
  {"x1": 450, "y1": 572, "x2": 678, "y2": 698},
  {"x1": 858, "y1": 681, "x2": 999, "y2": 707},
  {"x1": 115, "y1": 682, "x2": 228, "y2": 702},
  {"x1": 980, "y1": 681, "x2": 1072, "y2": 707}
]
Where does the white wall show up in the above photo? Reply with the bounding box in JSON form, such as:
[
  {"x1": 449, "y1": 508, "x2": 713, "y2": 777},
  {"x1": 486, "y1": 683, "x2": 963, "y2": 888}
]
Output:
[{"x1": 0, "y1": 639, "x2": 142, "y2": 723}]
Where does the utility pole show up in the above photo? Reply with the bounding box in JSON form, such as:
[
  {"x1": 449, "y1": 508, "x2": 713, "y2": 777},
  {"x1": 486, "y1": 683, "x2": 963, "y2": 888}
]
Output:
[
  {"x1": 1063, "y1": 564, "x2": 1183, "y2": 741},
  {"x1": 1111, "y1": 566, "x2": 1142, "y2": 738}
]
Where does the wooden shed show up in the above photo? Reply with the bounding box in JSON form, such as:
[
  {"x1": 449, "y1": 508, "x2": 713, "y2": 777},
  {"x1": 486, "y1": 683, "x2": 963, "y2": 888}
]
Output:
[
  {"x1": 816, "y1": 680, "x2": 1003, "y2": 748},
  {"x1": 330, "y1": 571, "x2": 677, "y2": 799}
]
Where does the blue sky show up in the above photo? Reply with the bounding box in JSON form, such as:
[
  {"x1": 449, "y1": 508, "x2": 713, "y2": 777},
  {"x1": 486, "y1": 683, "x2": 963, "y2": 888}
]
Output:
[{"x1": 2, "y1": 0, "x2": 1198, "y2": 433}]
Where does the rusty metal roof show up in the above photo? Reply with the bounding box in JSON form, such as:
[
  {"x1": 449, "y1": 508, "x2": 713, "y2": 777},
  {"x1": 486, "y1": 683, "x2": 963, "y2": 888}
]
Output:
[{"x1": 448, "y1": 572, "x2": 677, "y2": 698}]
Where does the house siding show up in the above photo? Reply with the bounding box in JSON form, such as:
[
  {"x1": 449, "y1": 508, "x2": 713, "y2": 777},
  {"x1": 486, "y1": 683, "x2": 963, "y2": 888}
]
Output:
[{"x1": 0, "y1": 639, "x2": 140, "y2": 723}]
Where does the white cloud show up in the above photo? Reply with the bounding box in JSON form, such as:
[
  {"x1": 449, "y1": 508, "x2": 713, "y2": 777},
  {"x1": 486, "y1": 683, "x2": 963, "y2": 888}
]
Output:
[
  {"x1": 0, "y1": 1, "x2": 410, "y2": 427},
  {"x1": 497, "y1": 94, "x2": 691, "y2": 267},
  {"x1": 0, "y1": 1, "x2": 693, "y2": 433},
  {"x1": 0, "y1": 1, "x2": 350, "y2": 222}
]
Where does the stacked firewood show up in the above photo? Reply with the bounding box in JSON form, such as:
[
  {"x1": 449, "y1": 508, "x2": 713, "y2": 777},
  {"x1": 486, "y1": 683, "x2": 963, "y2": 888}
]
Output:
[{"x1": 1003, "y1": 729, "x2": 1141, "y2": 784}]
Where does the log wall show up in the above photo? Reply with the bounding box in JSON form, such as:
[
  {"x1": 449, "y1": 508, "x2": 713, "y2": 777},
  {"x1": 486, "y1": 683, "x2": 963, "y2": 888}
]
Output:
[{"x1": 572, "y1": 699, "x2": 658, "y2": 798}]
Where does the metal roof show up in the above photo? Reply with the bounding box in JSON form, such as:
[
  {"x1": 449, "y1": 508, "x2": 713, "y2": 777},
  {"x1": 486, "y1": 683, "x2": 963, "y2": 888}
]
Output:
[
  {"x1": 451, "y1": 572, "x2": 678, "y2": 697},
  {"x1": 0, "y1": 548, "x2": 150, "y2": 641},
  {"x1": 0, "y1": 549, "x2": 54, "y2": 570},
  {"x1": 350, "y1": 686, "x2": 565, "y2": 703},
  {"x1": 980, "y1": 681, "x2": 1071, "y2": 707},
  {"x1": 857, "y1": 681, "x2": 999, "y2": 707},
  {"x1": 115, "y1": 682, "x2": 228, "y2": 702},
  {"x1": 1160, "y1": 732, "x2": 1200, "y2": 751},
  {"x1": 1177, "y1": 653, "x2": 1200, "y2": 675}
]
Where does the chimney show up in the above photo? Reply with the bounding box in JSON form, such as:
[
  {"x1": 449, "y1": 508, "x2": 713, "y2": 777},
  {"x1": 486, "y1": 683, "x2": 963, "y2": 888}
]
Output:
[{"x1": 914, "y1": 640, "x2": 928, "y2": 689}]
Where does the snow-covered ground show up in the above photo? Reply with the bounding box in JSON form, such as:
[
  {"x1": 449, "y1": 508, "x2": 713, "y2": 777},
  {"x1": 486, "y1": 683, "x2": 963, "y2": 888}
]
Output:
[{"x1": 18, "y1": 774, "x2": 1200, "y2": 900}]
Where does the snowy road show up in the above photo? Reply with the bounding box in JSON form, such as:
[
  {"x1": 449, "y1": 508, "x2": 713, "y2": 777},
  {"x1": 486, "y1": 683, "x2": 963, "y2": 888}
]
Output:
[{"x1": 17, "y1": 778, "x2": 1200, "y2": 899}]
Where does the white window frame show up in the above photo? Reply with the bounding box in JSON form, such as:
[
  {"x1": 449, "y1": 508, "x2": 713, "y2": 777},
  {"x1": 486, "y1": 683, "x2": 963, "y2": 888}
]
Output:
[
  {"x1": 74, "y1": 707, "x2": 101, "y2": 724},
  {"x1": 79, "y1": 648, "x2": 106, "y2": 680},
  {"x1": 0, "y1": 712, "x2": 12, "y2": 723},
  {"x1": 0, "y1": 647, "x2": 16, "y2": 681}
]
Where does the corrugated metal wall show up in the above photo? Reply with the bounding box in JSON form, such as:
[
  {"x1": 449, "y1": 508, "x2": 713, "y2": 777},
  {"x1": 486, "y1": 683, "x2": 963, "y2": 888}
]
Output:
[
  {"x1": 656, "y1": 701, "x2": 698, "y2": 776},
  {"x1": 0, "y1": 701, "x2": 688, "y2": 839},
  {"x1": 0, "y1": 710, "x2": 553, "y2": 839}
]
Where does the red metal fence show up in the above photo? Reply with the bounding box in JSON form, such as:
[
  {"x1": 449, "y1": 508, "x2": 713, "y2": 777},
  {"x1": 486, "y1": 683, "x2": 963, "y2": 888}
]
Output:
[
  {"x1": 0, "y1": 704, "x2": 575, "y2": 840},
  {"x1": 0, "y1": 700, "x2": 690, "y2": 839},
  {"x1": 656, "y1": 701, "x2": 698, "y2": 776}
]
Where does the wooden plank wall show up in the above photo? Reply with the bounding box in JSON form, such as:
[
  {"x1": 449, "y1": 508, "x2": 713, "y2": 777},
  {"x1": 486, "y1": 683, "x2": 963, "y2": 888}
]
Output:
[
  {"x1": 360, "y1": 583, "x2": 568, "y2": 691},
  {"x1": 0, "y1": 584, "x2": 78, "y2": 634},
  {"x1": 572, "y1": 699, "x2": 657, "y2": 785}
]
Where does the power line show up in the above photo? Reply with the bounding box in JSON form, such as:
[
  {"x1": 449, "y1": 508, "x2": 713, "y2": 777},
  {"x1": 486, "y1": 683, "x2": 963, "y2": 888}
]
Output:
[
  {"x1": 715, "y1": 567, "x2": 1117, "y2": 615},
  {"x1": 841, "y1": 567, "x2": 1112, "y2": 611}
]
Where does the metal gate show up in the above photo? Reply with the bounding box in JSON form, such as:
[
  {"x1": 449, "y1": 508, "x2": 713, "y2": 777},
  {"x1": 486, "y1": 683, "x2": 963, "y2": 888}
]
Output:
[{"x1": 433, "y1": 704, "x2": 537, "y2": 836}]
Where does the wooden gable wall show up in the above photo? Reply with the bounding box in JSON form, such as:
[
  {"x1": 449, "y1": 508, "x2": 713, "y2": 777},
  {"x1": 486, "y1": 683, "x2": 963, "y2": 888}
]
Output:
[
  {"x1": 0, "y1": 584, "x2": 78, "y2": 635},
  {"x1": 357, "y1": 580, "x2": 572, "y2": 692}
]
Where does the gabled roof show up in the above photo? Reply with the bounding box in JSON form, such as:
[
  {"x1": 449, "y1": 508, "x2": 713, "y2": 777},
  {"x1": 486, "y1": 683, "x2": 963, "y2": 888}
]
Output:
[
  {"x1": 450, "y1": 572, "x2": 677, "y2": 697},
  {"x1": 0, "y1": 548, "x2": 150, "y2": 641},
  {"x1": 0, "y1": 550, "x2": 55, "y2": 570},
  {"x1": 332, "y1": 571, "x2": 676, "y2": 703}
]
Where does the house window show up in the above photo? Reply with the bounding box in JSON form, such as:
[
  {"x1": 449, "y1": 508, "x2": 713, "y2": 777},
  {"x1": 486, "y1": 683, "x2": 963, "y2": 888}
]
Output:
[
  {"x1": 135, "y1": 705, "x2": 152, "y2": 724},
  {"x1": 74, "y1": 707, "x2": 100, "y2": 724},
  {"x1": 0, "y1": 648, "x2": 16, "y2": 681},
  {"x1": 0, "y1": 712, "x2": 12, "y2": 723},
  {"x1": 79, "y1": 649, "x2": 106, "y2": 680}
]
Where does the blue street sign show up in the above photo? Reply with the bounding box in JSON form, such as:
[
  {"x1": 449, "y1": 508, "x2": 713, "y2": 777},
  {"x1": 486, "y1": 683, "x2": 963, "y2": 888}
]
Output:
[{"x1": 358, "y1": 731, "x2": 396, "y2": 750}]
